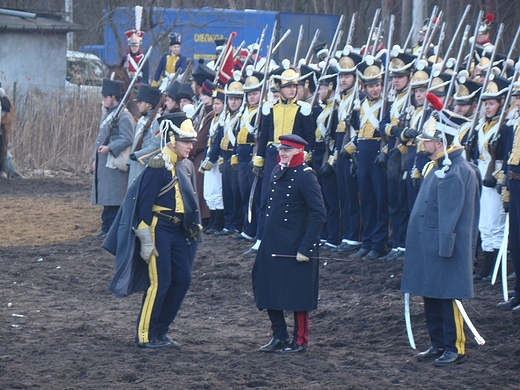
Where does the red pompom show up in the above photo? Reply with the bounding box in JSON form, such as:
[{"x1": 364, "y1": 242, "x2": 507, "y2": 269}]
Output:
[
  {"x1": 486, "y1": 13, "x2": 494, "y2": 22},
  {"x1": 231, "y1": 31, "x2": 237, "y2": 37},
  {"x1": 426, "y1": 93, "x2": 444, "y2": 111}
]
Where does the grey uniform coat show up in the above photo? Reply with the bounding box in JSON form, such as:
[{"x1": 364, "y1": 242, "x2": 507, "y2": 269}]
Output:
[
  {"x1": 252, "y1": 161, "x2": 326, "y2": 312},
  {"x1": 400, "y1": 149, "x2": 481, "y2": 299},
  {"x1": 91, "y1": 106, "x2": 135, "y2": 206},
  {"x1": 127, "y1": 113, "x2": 161, "y2": 188}
]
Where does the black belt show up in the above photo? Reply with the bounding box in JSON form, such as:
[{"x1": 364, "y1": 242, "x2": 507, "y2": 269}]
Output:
[
  {"x1": 509, "y1": 171, "x2": 520, "y2": 181},
  {"x1": 153, "y1": 212, "x2": 183, "y2": 224}
]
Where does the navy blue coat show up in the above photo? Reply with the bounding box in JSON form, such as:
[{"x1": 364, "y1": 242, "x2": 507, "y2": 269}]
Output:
[
  {"x1": 252, "y1": 161, "x2": 326, "y2": 311},
  {"x1": 401, "y1": 149, "x2": 480, "y2": 299},
  {"x1": 103, "y1": 157, "x2": 201, "y2": 298}
]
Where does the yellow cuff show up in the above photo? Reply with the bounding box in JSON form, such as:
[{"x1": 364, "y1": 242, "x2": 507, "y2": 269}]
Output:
[
  {"x1": 218, "y1": 157, "x2": 224, "y2": 165},
  {"x1": 253, "y1": 155, "x2": 264, "y2": 167},
  {"x1": 345, "y1": 142, "x2": 357, "y2": 155},
  {"x1": 385, "y1": 124, "x2": 393, "y2": 137},
  {"x1": 231, "y1": 155, "x2": 239, "y2": 165}
]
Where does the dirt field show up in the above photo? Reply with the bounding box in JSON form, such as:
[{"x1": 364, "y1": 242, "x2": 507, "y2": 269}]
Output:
[{"x1": 1, "y1": 173, "x2": 520, "y2": 389}]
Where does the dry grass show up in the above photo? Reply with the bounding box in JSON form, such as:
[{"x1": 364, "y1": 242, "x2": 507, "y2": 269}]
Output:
[{"x1": 8, "y1": 86, "x2": 104, "y2": 174}]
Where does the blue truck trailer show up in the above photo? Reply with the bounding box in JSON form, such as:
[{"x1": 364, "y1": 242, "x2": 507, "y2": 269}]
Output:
[{"x1": 89, "y1": 7, "x2": 340, "y2": 72}]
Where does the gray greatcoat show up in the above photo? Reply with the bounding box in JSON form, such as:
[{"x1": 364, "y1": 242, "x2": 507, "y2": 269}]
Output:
[
  {"x1": 127, "y1": 112, "x2": 161, "y2": 188},
  {"x1": 401, "y1": 149, "x2": 481, "y2": 299},
  {"x1": 91, "y1": 106, "x2": 135, "y2": 206}
]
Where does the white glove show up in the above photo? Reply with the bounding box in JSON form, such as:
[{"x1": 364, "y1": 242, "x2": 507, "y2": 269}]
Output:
[
  {"x1": 133, "y1": 227, "x2": 159, "y2": 264},
  {"x1": 296, "y1": 252, "x2": 309, "y2": 262}
]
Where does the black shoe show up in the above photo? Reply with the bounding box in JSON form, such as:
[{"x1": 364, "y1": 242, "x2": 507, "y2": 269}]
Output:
[
  {"x1": 350, "y1": 248, "x2": 369, "y2": 259},
  {"x1": 417, "y1": 345, "x2": 444, "y2": 361},
  {"x1": 214, "y1": 228, "x2": 234, "y2": 236},
  {"x1": 204, "y1": 228, "x2": 217, "y2": 235},
  {"x1": 136, "y1": 339, "x2": 170, "y2": 349},
  {"x1": 336, "y1": 243, "x2": 361, "y2": 253},
  {"x1": 434, "y1": 350, "x2": 467, "y2": 366},
  {"x1": 362, "y1": 249, "x2": 383, "y2": 260},
  {"x1": 497, "y1": 296, "x2": 520, "y2": 310},
  {"x1": 94, "y1": 231, "x2": 107, "y2": 238},
  {"x1": 157, "y1": 334, "x2": 181, "y2": 349},
  {"x1": 242, "y1": 248, "x2": 258, "y2": 256},
  {"x1": 259, "y1": 338, "x2": 289, "y2": 352},
  {"x1": 473, "y1": 273, "x2": 485, "y2": 281},
  {"x1": 280, "y1": 344, "x2": 308, "y2": 354},
  {"x1": 382, "y1": 249, "x2": 399, "y2": 261}
]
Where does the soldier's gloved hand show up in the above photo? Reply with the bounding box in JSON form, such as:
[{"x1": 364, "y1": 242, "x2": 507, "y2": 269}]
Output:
[
  {"x1": 374, "y1": 151, "x2": 387, "y2": 168},
  {"x1": 403, "y1": 128, "x2": 419, "y2": 139},
  {"x1": 339, "y1": 148, "x2": 351, "y2": 159},
  {"x1": 350, "y1": 153, "x2": 358, "y2": 177},
  {"x1": 390, "y1": 125, "x2": 403, "y2": 137},
  {"x1": 219, "y1": 163, "x2": 225, "y2": 173},
  {"x1": 296, "y1": 252, "x2": 310, "y2": 262},
  {"x1": 496, "y1": 183, "x2": 505, "y2": 195},
  {"x1": 252, "y1": 165, "x2": 263, "y2": 177},
  {"x1": 482, "y1": 175, "x2": 497, "y2": 188},
  {"x1": 129, "y1": 153, "x2": 137, "y2": 161},
  {"x1": 133, "y1": 227, "x2": 159, "y2": 264},
  {"x1": 412, "y1": 178, "x2": 421, "y2": 190},
  {"x1": 387, "y1": 147, "x2": 401, "y2": 161},
  {"x1": 503, "y1": 201, "x2": 510, "y2": 213},
  {"x1": 199, "y1": 157, "x2": 213, "y2": 172}
]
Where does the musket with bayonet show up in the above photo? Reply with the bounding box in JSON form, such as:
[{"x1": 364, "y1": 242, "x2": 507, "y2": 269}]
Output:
[
  {"x1": 415, "y1": 6, "x2": 439, "y2": 60},
  {"x1": 362, "y1": 8, "x2": 381, "y2": 61},
  {"x1": 371, "y1": 20, "x2": 384, "y2": 57},
  {"x1": 443, "y1": 25, "x2": 471, "y2": 111},
  {"x1": 292, "y1": 25, "x2": 304, "y2": 67},
  {"x1": 465, "y1": 10, "x2": 484, "y2": 73},
  {"x1": 304, "y1": 29, "x2": 321, "y2": 64},
  {"x1": 464, "y1": 23, "x2": 505, "y2": 161},
  {"x1": 401, "y1": 22, "x2": 415, "y2": 52},
  {"x1": 500, "y1": 24, "x2": 520, "y2": 77},
  {"x1": 309, "y1": 14, "x2": 345, "y2": 109},
  {"x1": 441, "y1": 4, "x2": 471, "y2": 65}
]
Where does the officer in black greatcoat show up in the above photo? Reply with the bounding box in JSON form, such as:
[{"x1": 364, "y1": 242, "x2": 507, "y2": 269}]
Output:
[{"x1": 252, "y1": 134, "x2": 326, "y2": 354}]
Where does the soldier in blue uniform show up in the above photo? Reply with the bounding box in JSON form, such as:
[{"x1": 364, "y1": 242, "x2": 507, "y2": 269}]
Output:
[
  {"x1": 498, "y1": 82, "x2": 520, "y2": 311},
  {"x1": 104, "y1": 112, "x2": 202, "y2": 349},
  {"x1": 252, "y1": 134, "x2": 326, "y2": 354},
  {"x1": 213, "y1": 72, "x2": 244, "y2": 236},
  {"x1": 313, "y1": 65, "x2": 341, "y2": 249},
  {"x1": 401, "y1": 103, "x2": 480, "y2": 366},
  {"x1": 334, "y1": 48, "x2": 364, "y2": 254},
  {"x1": 349, "y1": 56, "x2": 389, "y2": 260},
  {"x1": 380, "y1": 51, "x2": 416, "y2": 261},
  {"x1": 234, "y1": 65, "x2": 263, "y2": 241}
]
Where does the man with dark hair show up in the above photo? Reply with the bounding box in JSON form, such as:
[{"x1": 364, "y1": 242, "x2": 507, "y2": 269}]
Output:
[{"x1": 91, "y1": 78, "x2": 135, "y2": 237}]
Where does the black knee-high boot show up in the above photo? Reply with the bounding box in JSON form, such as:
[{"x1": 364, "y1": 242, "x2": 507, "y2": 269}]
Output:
[
  {"x1": 474, "y1": 251, "x2": 496, "y2": 280},
  {"x1": 213, "y1": 209, "x2": 225, "y2": 231},
  {"x1": 204, "y1": 210, "x2": 216, "y2": 234}
]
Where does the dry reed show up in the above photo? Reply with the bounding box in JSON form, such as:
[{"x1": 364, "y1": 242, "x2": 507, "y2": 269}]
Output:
[{"x1": 8, "y1": 86, "x2": 104, "y2": 174}]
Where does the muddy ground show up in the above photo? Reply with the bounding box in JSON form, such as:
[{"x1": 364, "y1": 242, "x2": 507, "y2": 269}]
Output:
[{"x1": 0, "y1": 173, "x2": 519, "y2": 389}]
